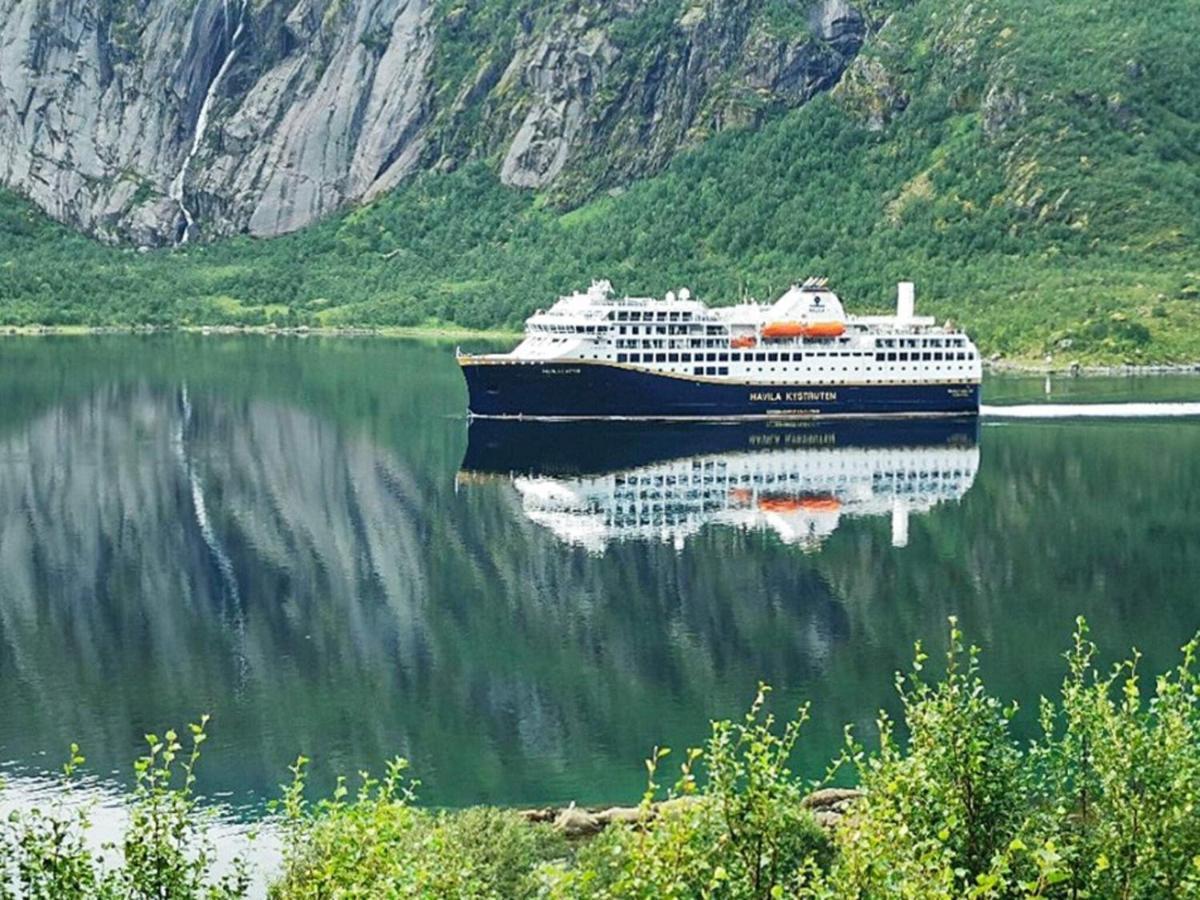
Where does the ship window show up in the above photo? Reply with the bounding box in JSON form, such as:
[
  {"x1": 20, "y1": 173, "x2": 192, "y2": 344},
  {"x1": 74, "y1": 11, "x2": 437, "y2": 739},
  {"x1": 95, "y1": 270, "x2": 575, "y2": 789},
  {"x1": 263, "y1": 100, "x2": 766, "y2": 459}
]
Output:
[
  {"x1": 887, "y1": 353, "x2": 897, "y2": 362},
  {"x1": 767, "y1": 353, "x2": 778, "y2": 362},
  {"x1": 718, "y1": 353, "x2": 729, "y2": 362},
  {"x1": 656, "y1": 353, "x2": 666, "y2": 362},
  {"x1": 682, "y1": 353, "x2": 692, "y2": 362},
  {"x1": 617, "y1": 353, "x2": 628, "y2": 363},
  {"x1": 899, "y1": 353, "x2": 908, "y2": 362},
  {"x1": 668, "y1": 353, "x2": 679, "y2": 362},
  {"x1": 718, "y1": 367, "x2": 728, "y2": 375}
]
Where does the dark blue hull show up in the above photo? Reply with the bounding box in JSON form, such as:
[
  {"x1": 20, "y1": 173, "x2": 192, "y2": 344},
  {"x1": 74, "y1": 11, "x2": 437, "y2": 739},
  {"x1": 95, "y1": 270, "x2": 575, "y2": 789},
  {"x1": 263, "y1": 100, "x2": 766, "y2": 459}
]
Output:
[{"x1": 460, "y1": 359, "x2": 980, "y2": 419}]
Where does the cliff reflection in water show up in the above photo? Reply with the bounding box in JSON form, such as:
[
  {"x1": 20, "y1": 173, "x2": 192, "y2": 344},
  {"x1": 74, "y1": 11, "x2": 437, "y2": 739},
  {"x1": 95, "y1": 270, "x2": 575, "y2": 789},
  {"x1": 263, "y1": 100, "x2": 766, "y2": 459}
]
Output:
[
  {"x1": 459, "y1": 419, "x2": 980, "y2": 553},
  {"x1": 0, "y1": 382, "x2": 435, "y2": 801},
  {"x1": 0, "y1": 381, "x2": 875, "y2": 807}
]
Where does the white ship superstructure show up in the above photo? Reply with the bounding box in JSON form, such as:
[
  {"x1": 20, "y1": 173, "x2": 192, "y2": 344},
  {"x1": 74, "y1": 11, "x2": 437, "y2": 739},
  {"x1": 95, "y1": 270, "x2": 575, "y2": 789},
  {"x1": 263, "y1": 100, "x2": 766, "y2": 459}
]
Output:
[
  {"x1": 506, "y1": 441, "x2": 980, "y2": 554},
  {"x1": 504, "y1": 278, "x2": 981, "y2": 387}
]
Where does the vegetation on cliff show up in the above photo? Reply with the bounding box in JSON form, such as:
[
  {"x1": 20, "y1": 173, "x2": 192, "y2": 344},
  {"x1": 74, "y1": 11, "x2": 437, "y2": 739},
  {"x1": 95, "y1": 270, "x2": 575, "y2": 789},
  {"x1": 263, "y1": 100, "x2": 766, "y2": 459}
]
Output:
[
  {"x1": 3, "y1": 619, "x2": 1200, "y2": 897},
  {"x1": 1, "y1": 0, "x2": 1198, "y2": 362}
]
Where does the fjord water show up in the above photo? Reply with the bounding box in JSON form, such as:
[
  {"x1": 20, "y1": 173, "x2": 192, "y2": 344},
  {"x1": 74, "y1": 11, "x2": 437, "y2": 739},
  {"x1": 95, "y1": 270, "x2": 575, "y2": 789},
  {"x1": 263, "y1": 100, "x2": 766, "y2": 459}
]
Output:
[{"x1": 1, "y1": 336, "x2": 1198, "y2": 815}]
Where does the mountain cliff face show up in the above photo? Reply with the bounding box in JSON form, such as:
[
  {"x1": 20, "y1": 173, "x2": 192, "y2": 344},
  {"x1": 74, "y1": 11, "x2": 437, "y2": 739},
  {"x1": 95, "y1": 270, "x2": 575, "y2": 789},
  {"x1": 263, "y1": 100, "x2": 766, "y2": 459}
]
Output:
[{"x1": 0, "y1": 0, "x2": 870, "y2": 245}]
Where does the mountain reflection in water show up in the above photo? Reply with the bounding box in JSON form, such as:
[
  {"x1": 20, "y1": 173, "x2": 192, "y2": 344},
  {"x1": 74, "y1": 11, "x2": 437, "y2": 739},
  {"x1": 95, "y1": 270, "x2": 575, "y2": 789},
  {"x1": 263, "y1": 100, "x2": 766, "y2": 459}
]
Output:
[
  {"x1": 0, "y1": 380, "x2": 866, "y2": 807},
  {"x1": 1, "y1": 337, "x2": 1197, "y2": 815},
  {"x1": 459, "y1": 419, "x2": 980, "y2": 553}
]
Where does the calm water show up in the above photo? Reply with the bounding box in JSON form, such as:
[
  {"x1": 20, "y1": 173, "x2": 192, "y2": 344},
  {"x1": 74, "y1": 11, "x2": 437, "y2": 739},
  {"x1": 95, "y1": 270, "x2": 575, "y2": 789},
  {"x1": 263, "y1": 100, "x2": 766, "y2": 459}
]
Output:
[{"x1": 1, "y1": 335, "x2": 1198, "y2": 815}]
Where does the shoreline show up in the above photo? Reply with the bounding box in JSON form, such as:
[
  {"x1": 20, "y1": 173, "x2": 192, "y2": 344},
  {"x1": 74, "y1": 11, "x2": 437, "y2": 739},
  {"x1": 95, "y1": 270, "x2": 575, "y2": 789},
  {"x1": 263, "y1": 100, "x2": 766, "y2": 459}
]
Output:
[
  {"x1": 3, "y1": 324, "x2": 1200, "y2": 375},
  {"x1": 0, "y1": 323, "x2": 523, "y2": 341},
  {"x1": 984, "y1": 359, "x2": 1200, "y2": 377}
]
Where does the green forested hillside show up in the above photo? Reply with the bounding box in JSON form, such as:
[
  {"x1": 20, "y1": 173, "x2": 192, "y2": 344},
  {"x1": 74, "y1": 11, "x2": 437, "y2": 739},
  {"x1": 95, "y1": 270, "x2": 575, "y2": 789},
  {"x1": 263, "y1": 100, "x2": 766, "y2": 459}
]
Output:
[{"x1": 1, "y1": 0, "x2": 1198, "y2": 362}]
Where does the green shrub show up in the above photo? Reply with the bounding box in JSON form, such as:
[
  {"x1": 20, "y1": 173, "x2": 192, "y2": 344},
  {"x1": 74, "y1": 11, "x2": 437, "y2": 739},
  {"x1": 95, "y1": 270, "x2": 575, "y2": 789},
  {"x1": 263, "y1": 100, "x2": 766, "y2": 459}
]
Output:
[
  {"x1": 0, "y1": 745, "x2": 101, "y2": 900},
  {"x1": 0, "y1": 716, "x2": 248, "y2": 900},
  {"x1": 270, "y1": 756, "x2": 567, "y2": 898},
  {"x1": 801, "y1": 617, "x2": 1026, "y2": 897},
  {"x1": 546, "y1": 686, "x2": 831, "y2": 898},
  {"x1": 798, "y1": 618, "x2": 1200, "y2": 898},
  {"x1": 1021, "y1": 619, "x2": 1200, "y2": 897}
]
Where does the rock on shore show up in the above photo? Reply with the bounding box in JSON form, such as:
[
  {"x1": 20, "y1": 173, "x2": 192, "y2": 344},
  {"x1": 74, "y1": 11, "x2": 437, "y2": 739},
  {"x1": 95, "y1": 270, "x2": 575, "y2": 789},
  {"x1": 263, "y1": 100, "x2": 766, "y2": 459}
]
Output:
[{"x1": 520, "y1": 787, "x2": 864, "y2": 838}]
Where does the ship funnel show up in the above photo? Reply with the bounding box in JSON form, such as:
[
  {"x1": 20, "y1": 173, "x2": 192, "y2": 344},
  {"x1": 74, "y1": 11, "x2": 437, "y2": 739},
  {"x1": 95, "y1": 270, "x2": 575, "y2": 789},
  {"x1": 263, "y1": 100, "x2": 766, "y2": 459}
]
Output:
[{"x1": 896, "y1": 281, "x2": 915, "y2": 321}]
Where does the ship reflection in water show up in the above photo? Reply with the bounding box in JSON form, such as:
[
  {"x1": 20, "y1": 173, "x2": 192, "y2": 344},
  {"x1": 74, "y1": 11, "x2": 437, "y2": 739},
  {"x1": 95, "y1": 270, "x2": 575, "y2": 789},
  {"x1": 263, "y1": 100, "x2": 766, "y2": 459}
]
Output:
[{"x1": 459, "y1": 418, "x2": 981, "y2": 553}]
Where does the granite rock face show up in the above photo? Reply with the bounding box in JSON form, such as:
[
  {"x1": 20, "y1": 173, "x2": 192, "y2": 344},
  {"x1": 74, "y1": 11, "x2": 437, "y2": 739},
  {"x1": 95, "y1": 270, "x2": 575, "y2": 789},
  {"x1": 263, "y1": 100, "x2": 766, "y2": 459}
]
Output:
[{"x1": 0, "y1": 0, "x2": 867, "y2": 244}]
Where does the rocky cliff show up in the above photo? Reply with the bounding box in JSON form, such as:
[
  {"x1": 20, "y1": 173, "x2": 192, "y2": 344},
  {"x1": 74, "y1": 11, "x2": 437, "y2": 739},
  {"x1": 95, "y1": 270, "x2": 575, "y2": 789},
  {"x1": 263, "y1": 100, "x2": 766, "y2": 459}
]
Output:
[{"x1": 0, "y1": 0, "x2": 868, "y2": 245}]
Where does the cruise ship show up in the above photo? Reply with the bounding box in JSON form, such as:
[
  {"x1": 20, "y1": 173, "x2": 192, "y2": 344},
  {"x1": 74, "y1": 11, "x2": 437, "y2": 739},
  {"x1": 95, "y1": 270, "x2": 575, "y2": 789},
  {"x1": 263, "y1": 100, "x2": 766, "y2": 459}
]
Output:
[
  {"x1": 458, "y1": 419, "x2": 980, "y2": 553},
  {"x1": 458, "y1": 278, "x2": 981, "y2": 419}
]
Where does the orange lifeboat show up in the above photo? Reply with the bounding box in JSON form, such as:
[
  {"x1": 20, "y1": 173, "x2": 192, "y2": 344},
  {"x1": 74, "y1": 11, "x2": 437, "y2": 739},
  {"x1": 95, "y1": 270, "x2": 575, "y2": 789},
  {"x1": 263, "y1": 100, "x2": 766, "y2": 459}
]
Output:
[
  {"x1": 761, "y1": 321, "x2": 846, "y2": 340},
  {"x1": 730, "y1": 335, "x2": 757, "y2": 349},
  {"x1": 801, "y1": 321, "x2": 846, "y2": 339},
  {"x1": 761, "y1": 321, "x2": 805, "y2": 339},
  {"x1": 757, "y1": 494, "x2": 842, "y2": 513}
]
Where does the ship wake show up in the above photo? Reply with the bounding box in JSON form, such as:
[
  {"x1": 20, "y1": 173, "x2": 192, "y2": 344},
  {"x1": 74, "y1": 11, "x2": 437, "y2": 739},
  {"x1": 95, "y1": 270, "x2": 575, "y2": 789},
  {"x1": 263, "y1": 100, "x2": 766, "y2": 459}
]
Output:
[{"x1": 981, "y1": 403, "x2": 1200, "y2": 419}]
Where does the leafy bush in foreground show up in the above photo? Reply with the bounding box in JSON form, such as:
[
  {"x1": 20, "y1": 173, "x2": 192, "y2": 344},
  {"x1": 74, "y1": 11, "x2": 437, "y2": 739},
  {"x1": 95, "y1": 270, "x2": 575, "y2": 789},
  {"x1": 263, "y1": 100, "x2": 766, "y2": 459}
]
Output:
[
  {"x1": 799, "y1": 618, "x2": 1200, "y2": 898},
  {"x1": 0, "y1": 716, "x2": 248, "y2": 900},
  {"x1": 3, "y1": 619, "x2": 1200, "y2": 898},
  {"x1": 543, "y1": 690, "x2": 831, "y2": 898},
  {"x1": 269, "y1": 756, "x2": 566, "y2": 899}
]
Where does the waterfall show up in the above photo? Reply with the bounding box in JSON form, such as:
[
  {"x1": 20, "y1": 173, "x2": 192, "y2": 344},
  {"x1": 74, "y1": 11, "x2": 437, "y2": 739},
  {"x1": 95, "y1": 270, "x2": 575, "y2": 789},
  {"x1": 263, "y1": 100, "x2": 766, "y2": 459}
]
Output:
[{"x1": 169, "y1": 0, "x2": 249, "y2": 245}]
